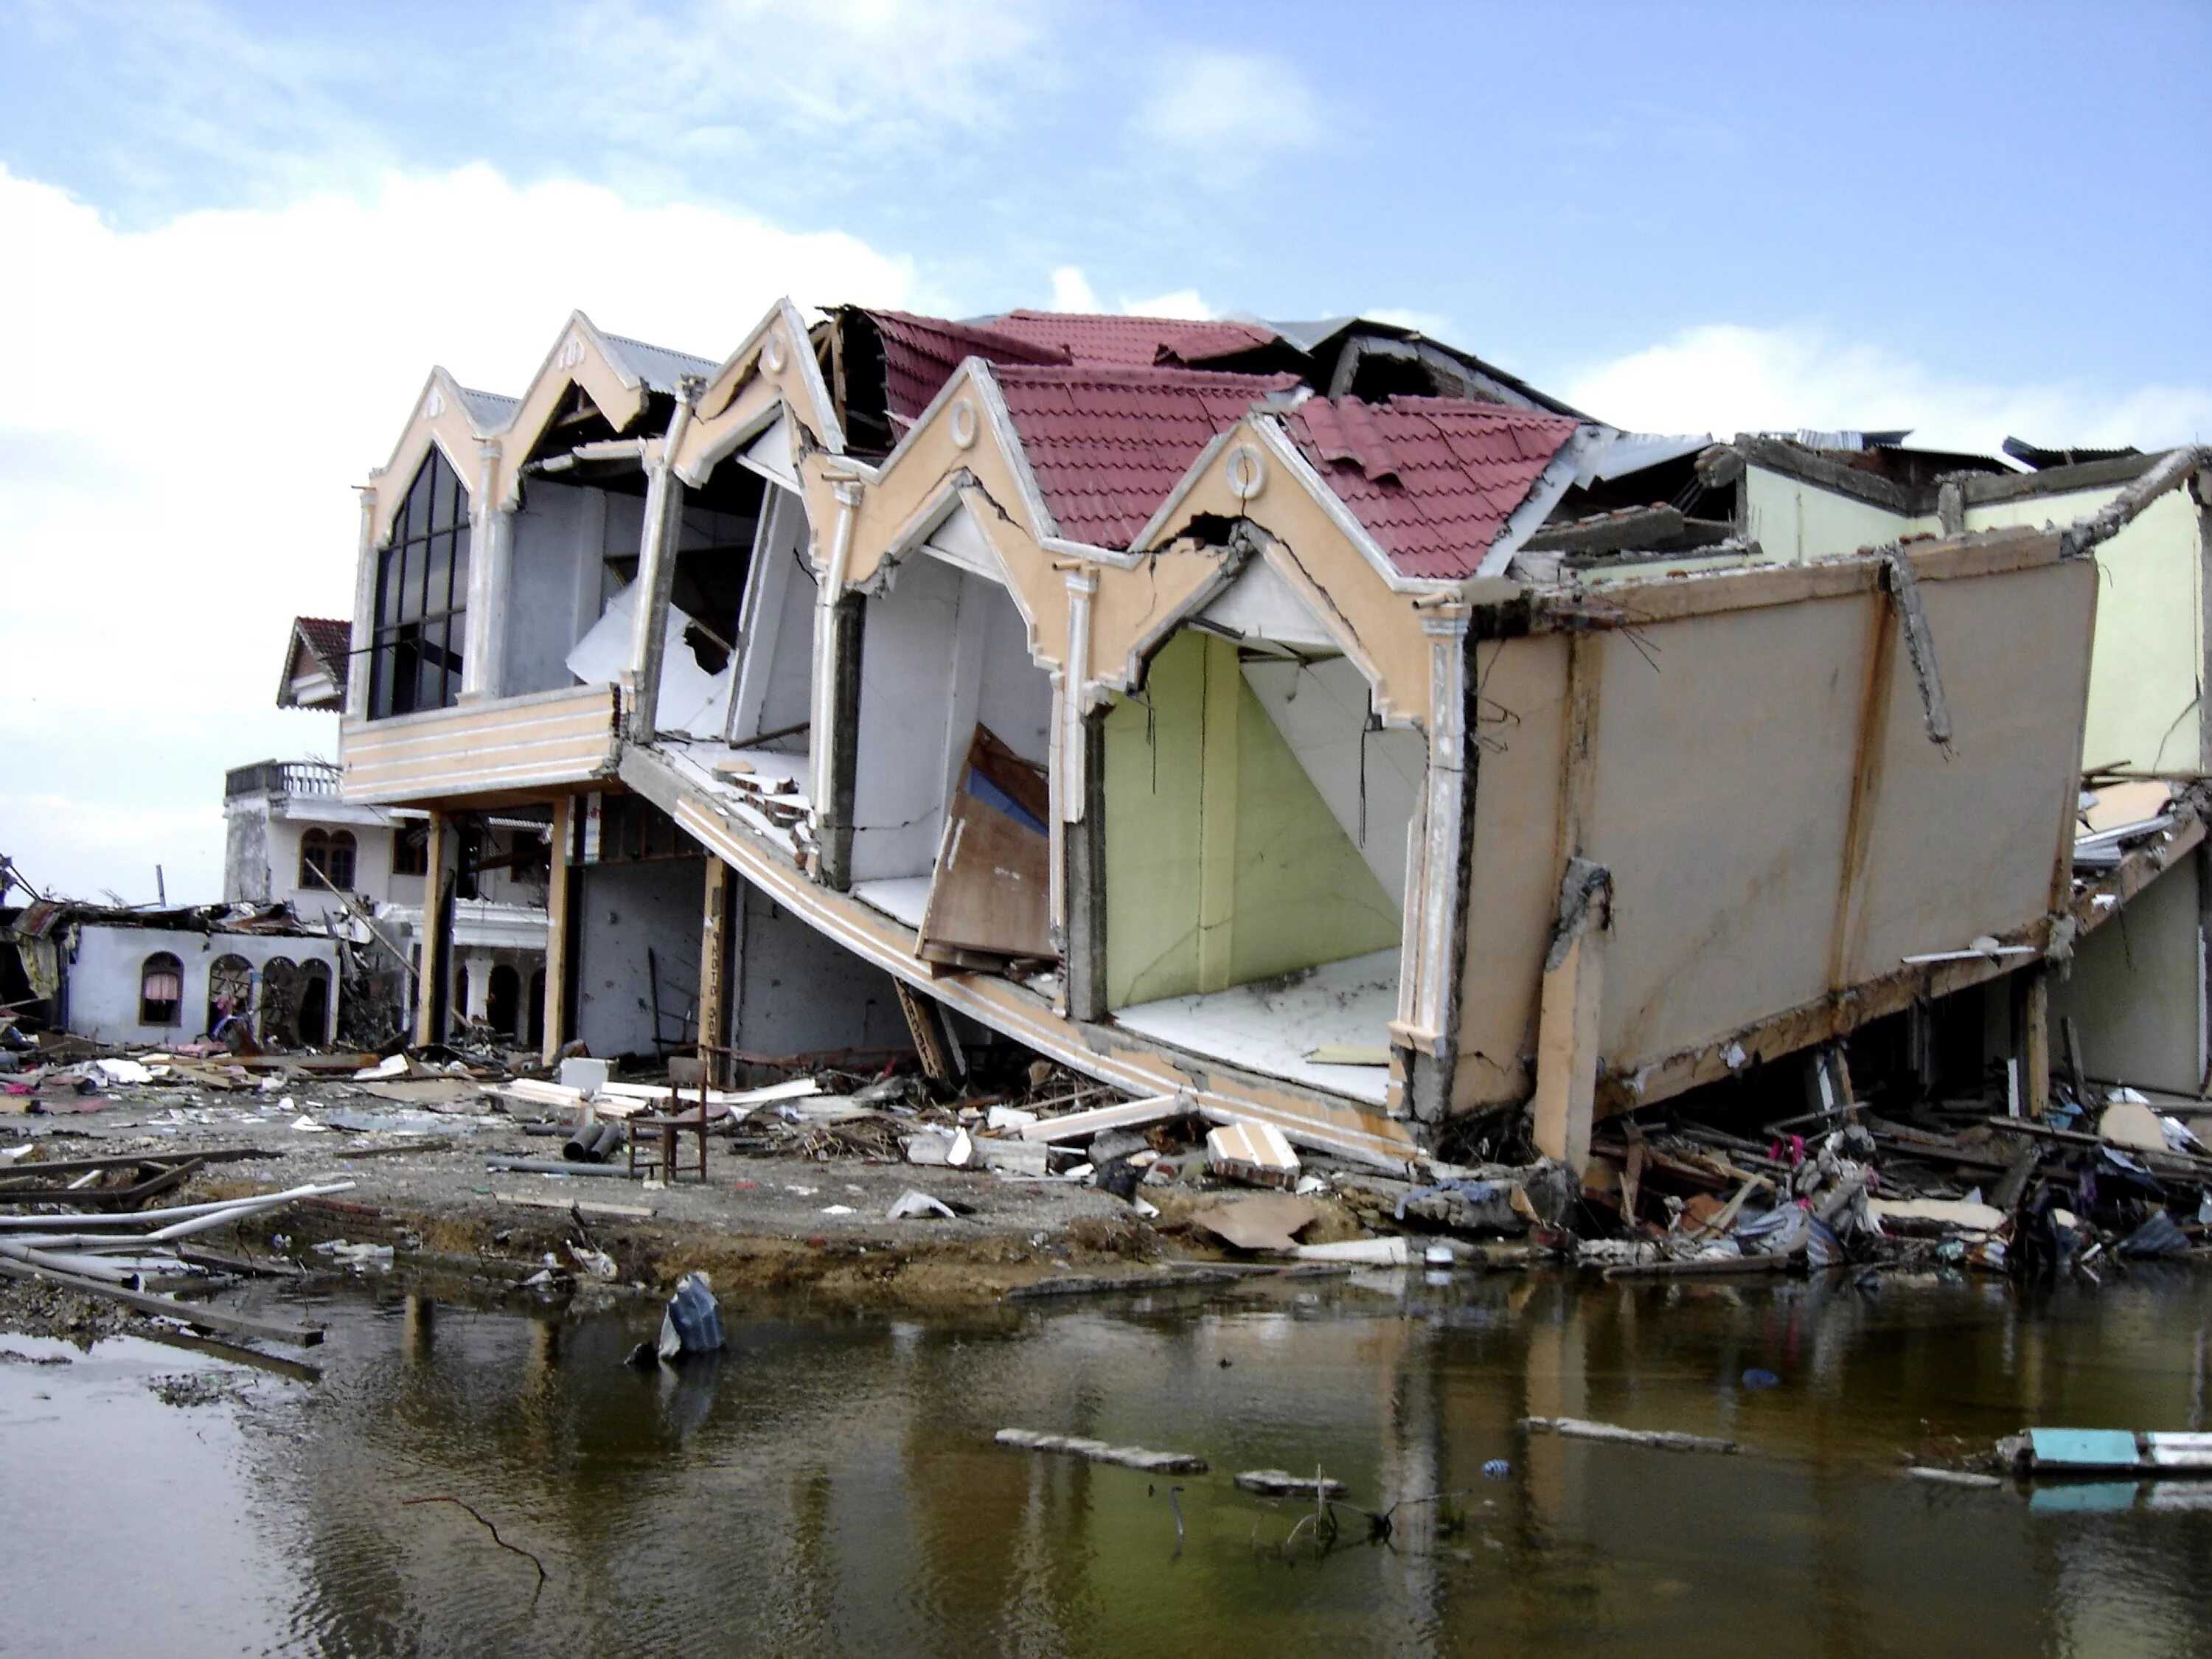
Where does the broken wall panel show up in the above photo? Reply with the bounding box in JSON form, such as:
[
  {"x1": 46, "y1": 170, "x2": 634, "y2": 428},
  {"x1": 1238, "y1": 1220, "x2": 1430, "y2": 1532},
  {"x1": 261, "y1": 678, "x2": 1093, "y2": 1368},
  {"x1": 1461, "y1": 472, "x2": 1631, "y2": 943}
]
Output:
[
  {"x1": 2049, "y1": 855, "x2": 2204, "y2": 1096},
  {"x1": 1452, "y1": 540, "x2": 2096, "y2": 1113}
]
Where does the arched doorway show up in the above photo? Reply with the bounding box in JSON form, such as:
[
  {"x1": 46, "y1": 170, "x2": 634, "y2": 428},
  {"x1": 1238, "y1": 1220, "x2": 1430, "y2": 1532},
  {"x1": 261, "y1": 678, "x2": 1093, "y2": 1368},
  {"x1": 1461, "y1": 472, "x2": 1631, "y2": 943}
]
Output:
[
  {"x1": 297, "y1": 961, "x2": 333, "y2": 1046},
  {"x1": 260, "y1": 956, "x2": 302, "y2": 1047},
  {"x1": 206, "y1": 954, "x2": 253, "y2": 1037},
  {"x1": 486, "y1": 963, "x2": 521, "y2": 1040}
]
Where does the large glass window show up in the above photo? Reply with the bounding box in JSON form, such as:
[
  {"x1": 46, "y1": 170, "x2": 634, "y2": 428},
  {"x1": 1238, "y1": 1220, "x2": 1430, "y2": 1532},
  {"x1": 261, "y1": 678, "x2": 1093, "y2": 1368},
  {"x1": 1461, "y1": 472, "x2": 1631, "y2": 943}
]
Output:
[{"x1": 369, "y1": 448, "x2": 470, "y2": 717}]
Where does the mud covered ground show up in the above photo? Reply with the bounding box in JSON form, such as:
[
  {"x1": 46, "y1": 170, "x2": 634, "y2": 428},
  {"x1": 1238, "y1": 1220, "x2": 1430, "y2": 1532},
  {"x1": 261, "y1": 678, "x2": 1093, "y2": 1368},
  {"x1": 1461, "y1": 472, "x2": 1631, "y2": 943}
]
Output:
[{"x1": 0, "y1": 1100, "x2": 1386, "y2": 1332}]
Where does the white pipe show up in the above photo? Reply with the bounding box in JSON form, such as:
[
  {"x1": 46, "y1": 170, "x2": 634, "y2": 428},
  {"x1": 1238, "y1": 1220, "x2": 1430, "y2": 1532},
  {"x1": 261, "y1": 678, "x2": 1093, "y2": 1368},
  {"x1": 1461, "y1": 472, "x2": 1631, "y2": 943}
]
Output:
[{"x1": 0, "y1": 1180, "x2": 355, "y2": 1234}]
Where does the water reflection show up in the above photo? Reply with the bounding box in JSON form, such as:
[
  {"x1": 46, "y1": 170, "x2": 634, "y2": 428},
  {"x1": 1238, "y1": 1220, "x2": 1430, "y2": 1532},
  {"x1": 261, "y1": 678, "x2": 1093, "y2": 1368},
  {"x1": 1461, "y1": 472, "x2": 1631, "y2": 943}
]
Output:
[{"x1": 7, "y1": 1267, "x2": 2212, "y2": 1657}]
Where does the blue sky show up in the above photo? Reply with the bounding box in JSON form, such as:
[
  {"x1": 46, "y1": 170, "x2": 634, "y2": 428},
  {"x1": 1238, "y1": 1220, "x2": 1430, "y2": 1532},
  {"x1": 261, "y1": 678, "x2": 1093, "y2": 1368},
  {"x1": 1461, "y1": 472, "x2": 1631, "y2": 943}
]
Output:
[{"x1": 1, "y1": 0, "x2": 2208, "y2": 902}]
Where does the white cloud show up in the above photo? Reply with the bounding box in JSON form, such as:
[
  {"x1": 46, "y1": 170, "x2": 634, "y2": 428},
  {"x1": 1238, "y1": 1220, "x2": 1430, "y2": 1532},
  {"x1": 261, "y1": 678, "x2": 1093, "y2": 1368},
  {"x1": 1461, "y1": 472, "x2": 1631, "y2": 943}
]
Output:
[
  {"x1": 1133, "y1": 49, "x2": 1318, "y2": 175},
  {"x1": 1044, "y1": 265, "x2": 1214, "y2": 319},
  {"x1": 0, "y1": 163, "x2": 912, "y2": 904},
  {"x1": 1565, "y1": 324, "x2": 2212, "y2": 454},
  {"x1": 1048, "y1": 265, "x2": 1102, "y2": 312},
  {"x1": 548, "y1": 0, "x2": 1058, "y2": 155}
]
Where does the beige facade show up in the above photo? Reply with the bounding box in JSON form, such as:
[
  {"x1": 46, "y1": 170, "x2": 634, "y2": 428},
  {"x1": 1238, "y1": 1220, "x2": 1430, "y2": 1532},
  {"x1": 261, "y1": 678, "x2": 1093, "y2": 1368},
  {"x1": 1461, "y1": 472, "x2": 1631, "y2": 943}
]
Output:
[{"x1": 327, "y1": 299, "x2": 2138, "y2": 1168}]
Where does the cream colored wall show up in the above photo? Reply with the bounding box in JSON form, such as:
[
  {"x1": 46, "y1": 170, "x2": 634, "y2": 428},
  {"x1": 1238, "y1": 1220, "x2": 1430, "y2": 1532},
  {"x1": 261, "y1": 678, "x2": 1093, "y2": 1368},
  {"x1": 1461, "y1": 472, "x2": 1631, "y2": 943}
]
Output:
[
  {"x1": 1969, "y1": 487, "x2": 2204, "y2": 772},
  {"x1": 1102, "y1": 630, "x2": 1399, "y2": 1006},
  {"x1": 1450, "y1": 537, "x2": 2096, "y2": 1110},
  {"x1": 1743, "y1": 466, "x2": 1926, "y2": 564},
  {"x1": 2050, "y1": 853, "x2": 2204, "y2": 1096}
]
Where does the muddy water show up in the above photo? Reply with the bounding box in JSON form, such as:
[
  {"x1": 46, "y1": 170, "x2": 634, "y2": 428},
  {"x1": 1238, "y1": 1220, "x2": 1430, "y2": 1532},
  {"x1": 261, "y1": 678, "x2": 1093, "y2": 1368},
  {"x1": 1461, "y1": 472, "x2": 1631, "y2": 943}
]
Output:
[{"x1": 5, "y1": 1266, "x2": 2212, "y2": 1658}]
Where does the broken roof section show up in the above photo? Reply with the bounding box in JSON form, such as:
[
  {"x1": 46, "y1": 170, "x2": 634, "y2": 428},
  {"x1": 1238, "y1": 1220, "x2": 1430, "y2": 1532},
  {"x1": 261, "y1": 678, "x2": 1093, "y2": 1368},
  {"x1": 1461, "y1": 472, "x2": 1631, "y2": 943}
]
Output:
[
  {"x1": 1284, "y1": 397, "x2": 1585, "y2": 580},
  {"x1": 994, "y1": 365, "x2": 1303, "y2": 549},
  {"x1": 984, "y1": 309, "x2": 1280, "y2": 369}
]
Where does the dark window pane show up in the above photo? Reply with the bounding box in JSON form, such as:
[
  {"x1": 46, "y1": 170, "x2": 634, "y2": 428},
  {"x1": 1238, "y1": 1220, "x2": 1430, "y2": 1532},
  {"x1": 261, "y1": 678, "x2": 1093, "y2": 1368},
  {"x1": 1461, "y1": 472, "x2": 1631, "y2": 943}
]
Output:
[
  {"x1": 451, "y1": 521, "x2": 471, "y2": 613},
  {"x1": 425, "y1": 532, "x2": 452, "y2": 616}
]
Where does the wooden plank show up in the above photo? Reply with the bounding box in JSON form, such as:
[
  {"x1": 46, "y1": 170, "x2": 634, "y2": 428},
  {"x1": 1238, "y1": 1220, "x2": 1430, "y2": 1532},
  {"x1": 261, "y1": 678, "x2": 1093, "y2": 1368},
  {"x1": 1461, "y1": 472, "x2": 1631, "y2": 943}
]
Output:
[
  {"x1": 0, "y1": 1256, "x2": 326, "y2": 1346},
  {"x1": 698, "y1": 855, "x2": 731, "y2": 1079},
  {"x1": 1020, "y1": 1093, "x2": 1193, "y2": 1143},
  {"x1": 491, "y1": 1191, "x2": 655, "y2": 1221}
]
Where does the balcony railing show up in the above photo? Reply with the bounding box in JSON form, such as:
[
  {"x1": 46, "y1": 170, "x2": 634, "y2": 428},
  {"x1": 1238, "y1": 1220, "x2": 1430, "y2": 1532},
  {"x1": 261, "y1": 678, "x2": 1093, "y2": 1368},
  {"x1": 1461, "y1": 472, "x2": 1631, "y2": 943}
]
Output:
[{"x1": 225, "y1": 759, "x2": 344, "y2": 801}]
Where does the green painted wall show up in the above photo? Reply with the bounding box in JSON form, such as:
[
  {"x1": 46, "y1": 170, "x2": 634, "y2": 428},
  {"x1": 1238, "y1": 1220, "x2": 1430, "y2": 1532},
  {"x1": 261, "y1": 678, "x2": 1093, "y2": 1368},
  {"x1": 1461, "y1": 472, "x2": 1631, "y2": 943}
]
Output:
[{"x1": 1103, "y1": 630, "x2": 1400, "y2": 1007}]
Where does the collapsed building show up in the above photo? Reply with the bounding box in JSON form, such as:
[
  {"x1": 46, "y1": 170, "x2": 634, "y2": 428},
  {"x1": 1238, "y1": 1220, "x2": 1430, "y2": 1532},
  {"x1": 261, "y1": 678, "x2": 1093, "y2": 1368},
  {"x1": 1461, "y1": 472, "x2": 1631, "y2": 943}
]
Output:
[
  {"x1": 0, "y1": 894, "x2": 342, "y2": 1048},
  {"x1": 316, "y1": 300, "x2": 2183, "y2": 1170}
]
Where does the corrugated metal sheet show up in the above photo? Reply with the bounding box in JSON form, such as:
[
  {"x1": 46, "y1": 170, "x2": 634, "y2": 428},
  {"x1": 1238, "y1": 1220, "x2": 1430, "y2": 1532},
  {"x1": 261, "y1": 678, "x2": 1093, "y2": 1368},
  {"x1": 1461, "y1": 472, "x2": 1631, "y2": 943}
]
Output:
[{"x1": 601, "y1": 333, "x2": 719, "y2": 394}]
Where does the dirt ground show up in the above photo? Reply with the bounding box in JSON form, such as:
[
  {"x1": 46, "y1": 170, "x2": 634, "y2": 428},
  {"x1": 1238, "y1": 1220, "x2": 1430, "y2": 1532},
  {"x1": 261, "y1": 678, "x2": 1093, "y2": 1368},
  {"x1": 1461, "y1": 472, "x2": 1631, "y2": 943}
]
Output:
[{"x1": 0, "y1": 1079, "x2": 1388, "y2": 1323}]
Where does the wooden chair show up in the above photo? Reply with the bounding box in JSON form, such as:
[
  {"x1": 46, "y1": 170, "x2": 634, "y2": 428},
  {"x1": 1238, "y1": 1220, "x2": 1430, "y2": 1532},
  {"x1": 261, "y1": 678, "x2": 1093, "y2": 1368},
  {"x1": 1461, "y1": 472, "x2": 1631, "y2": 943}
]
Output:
[{"x1": 626, "y1": 1055, "x2": 723, "y2": 1183}]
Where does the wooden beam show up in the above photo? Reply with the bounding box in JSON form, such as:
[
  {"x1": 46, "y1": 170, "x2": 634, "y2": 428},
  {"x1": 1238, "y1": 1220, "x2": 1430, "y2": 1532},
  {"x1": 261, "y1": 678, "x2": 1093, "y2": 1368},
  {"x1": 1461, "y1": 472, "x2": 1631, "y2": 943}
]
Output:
[
  {"x1": 894, "y1": 980, "x2": 961, "y2": 1086},
  {"x1": 414, "y1": 809, "x2": 451, "y2": 1046},
  {"x1": 1531, "y1": 861, "x2": 1609, "y2": 1173},
  {"x1": 2019, "y1": 967, "x2": 2052, "y2": 1120},
  {"x1": 540, "y1": 796, "x2": 572, "y2": 1065},
  {"x1": 698, "y1": 856, "x2": 733, "y2": 1085},
  {"x1": 0, "y1": 1256, "x2": 325, "y2": 1347}
]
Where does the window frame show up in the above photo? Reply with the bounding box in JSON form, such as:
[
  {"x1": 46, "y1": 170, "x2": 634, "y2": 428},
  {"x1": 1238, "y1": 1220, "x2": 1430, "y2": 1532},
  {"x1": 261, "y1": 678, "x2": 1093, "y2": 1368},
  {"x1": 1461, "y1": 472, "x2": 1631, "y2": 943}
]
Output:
[
  {"x1": 368, "y1": 447, "x2": 472, "y2": 717},
  {"x1": 139, "y1": 952, "x2": 184, "y2": 1027}
]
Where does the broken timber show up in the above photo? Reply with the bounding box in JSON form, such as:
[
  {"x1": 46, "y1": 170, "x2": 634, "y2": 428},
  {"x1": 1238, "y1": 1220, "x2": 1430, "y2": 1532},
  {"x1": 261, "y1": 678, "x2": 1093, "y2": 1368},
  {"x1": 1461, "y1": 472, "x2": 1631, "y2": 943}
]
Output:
[{"x1": 994, "y1": 1427, "x2": 1208, "y2": 1473}]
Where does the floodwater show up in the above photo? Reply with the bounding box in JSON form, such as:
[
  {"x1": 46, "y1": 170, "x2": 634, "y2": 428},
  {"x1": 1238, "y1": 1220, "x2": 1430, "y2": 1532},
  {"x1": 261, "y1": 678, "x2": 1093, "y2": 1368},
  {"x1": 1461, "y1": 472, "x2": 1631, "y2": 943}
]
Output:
[{"x1": 5, "y1": 1266, "x2": 2212, "y2": 1659}]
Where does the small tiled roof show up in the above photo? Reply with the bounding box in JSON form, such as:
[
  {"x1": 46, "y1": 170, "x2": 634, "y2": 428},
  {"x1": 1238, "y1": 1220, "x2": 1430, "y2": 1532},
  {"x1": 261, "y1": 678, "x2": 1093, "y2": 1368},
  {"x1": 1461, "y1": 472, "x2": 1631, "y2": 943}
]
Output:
[
  {"x1": 1284, "y1": 397, "x2": 1584, "y2": 580},
  {"x1": 987, "y1": 310, "x2": 1279, "y2": 369},
  {"x1": 866, "y1": 310, "x2": 1068, "y2": 423},
  {"x1": 994, "y1": 365, "x2": 1301, "y2": 549},
  {"x1": 296, "y1": 617, "x2": 352, "y2": 688}
]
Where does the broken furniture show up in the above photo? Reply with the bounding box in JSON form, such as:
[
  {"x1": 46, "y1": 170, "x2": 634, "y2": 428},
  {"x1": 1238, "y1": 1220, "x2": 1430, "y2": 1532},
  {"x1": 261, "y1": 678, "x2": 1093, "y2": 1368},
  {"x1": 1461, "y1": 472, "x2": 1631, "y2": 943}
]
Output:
[{"x1": 626, "y1": 1056, "x2": 723, "y2": 1183}]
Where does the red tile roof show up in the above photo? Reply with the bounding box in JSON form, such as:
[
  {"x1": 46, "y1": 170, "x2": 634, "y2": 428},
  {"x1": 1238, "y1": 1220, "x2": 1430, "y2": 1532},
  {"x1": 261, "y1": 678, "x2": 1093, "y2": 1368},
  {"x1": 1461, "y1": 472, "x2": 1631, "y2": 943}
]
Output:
[
  {"x1": 988, "y1": 310, "x2": 1279, "y2": 369},
  {"x1": 1284, "y1": 397, "x2": 1583, "y2": 579},
  {"x1": 993, "y1": 365, "x2": 1301, "y2": 549},
  {"x1": 296, "y1": 616, "x2": 353, "y2": 689},
  {"x1": 865, "y1": 310, "x2": 1066, "y2": 424}
]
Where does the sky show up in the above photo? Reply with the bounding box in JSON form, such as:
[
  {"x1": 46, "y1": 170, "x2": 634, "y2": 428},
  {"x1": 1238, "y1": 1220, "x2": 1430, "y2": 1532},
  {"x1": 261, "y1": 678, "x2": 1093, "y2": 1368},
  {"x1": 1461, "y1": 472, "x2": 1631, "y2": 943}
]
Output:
[{"x1": 1, "y1": 0, "x2": 2208, "y2": 905}]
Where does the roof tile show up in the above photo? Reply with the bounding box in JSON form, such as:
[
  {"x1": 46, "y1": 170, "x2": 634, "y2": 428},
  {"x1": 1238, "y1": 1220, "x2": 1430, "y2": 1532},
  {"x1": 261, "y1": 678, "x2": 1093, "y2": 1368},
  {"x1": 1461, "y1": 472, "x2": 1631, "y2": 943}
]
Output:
[
  {"x1": 1283, "y1": 397, "x2": 1584, "y2": 579},
  {"x1": 989, "y1": 310, "x2": 1279, "y2": 369},
  {"x1": 866, "y1": 310, "x2": 1068, "y2": 423},
  {"x1": 993, "y1": 365, "x2": 1301, "y2": 548}
]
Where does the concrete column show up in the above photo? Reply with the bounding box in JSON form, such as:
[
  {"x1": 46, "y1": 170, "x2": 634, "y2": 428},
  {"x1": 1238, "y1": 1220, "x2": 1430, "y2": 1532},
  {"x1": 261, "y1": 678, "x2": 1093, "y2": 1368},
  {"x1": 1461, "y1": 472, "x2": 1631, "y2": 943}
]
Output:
[
  {"x1": 347, "y1": 483, "x2": 380, "y2": 720},
  {"x1": 461, "y1": 442, "x2": 512, "y2": 700},
  {"x1": 1395, "y1": 604, "x2": 1473, "y2": 1124},
  {"x1": 414, "y1": 810, "x2": 454, "y2": 1046},
  {"x1": 462, "y1": 951, "x2": 494, "y2": 1023},
  {"x1": 1531, "y1": 861, "x2": 1610, "y2": 1175},
  {"x1": 626, "y1": 380, "x2": 701, "y2": 741},
  {"x1": 817, "y1": 591, "x2": 866, "y2": 891},
  {"x1": 811, "y1": 480, "x2": 866, "y2": 890},
  {"x1": 540, "y1": 796, "x2": 573, "y2": 1065},
  {"x1": 1062, "y1": 706, "x2": 1110, "y2": 1023}
]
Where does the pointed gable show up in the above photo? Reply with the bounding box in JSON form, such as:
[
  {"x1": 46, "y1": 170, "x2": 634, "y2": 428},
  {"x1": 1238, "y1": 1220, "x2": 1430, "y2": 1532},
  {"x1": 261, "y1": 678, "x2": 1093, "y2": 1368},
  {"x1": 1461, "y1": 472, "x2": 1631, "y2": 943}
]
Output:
[{"x1": 992, "y1": 364, "x2": 1300, "y2": 548}]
